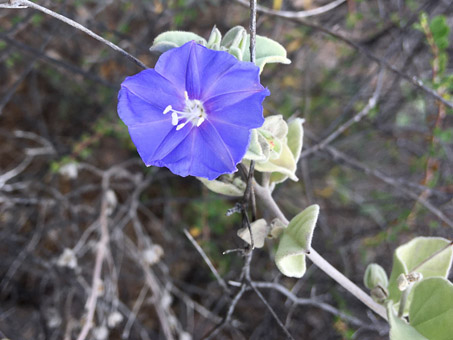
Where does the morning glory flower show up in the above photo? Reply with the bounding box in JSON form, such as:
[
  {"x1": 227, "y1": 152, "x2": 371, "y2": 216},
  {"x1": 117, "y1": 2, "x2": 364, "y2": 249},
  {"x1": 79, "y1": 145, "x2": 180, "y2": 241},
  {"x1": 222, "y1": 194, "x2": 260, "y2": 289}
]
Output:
[{"x1": 117, "y1": 41, "x2": 270, "y2": 180}]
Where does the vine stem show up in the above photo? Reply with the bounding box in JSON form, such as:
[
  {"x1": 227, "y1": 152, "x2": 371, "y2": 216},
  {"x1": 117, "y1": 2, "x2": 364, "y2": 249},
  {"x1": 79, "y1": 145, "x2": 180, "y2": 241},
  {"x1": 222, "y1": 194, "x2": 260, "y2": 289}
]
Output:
[
  {"x1": 253, "y1": 182, "x2": 388, "y2": 321},
  {"x1": 8, "y1": 0, "x2": 148, "y2": 69}
]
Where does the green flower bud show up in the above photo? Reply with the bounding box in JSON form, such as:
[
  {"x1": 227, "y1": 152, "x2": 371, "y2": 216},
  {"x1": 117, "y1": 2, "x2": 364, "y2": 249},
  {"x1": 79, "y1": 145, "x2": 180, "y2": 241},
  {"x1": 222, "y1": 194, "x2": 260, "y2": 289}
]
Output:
[{"x1": 364, "y1": 263, "x2": 389, "y2": 290}]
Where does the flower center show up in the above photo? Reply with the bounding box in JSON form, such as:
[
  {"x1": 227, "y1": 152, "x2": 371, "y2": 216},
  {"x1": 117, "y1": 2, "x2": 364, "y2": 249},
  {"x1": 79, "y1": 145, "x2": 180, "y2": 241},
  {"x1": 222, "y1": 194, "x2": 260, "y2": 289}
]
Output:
[{"x1": 163, "y1": 91, "x2": 207, "y2": 131}]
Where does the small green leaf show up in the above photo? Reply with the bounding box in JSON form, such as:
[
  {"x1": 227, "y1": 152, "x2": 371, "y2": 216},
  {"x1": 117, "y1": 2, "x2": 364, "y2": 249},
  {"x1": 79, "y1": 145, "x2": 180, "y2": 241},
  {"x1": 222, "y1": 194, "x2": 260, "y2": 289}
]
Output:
[
  {"x1": 387, "y1": 302, "x2": 428, "y2": 340},
  {"x1": 207, "y1": 26, "x2": 222, "y2": 50},
  {"x1": 388, "y1": 237, "x2": 453, "y2": 310},
  {"x1": 409, "y1": 277, "x2": 453, "y2": 340},
  {"x1": 243, "y1": 35, "x2": 291, "y2": 72},
  {"x1": 197, "y1": 176, "x2": 245, "y2": 197},
  {"x1": 237, "y1": 219, "x2": 269, "y2": 248},
  {"x1": 150, "y1": 31, "x2": 207, "y2": 54},
  {"x1": 430, "y1": 15, "x2": 450, "y2": 50},
  {"x1": 275, "y1": 205, "x2": 319, "y2": 278}
]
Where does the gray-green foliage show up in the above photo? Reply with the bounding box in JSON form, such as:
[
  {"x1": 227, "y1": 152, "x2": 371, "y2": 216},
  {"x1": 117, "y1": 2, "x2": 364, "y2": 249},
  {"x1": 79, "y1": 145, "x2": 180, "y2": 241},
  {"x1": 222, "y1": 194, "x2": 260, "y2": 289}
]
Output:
[
  {"x1": 274, "y1": 205, "x2": 319, "y2": 278},
  {"x1": 149, "y1": 26, "x2": 291, "y2": 72}
]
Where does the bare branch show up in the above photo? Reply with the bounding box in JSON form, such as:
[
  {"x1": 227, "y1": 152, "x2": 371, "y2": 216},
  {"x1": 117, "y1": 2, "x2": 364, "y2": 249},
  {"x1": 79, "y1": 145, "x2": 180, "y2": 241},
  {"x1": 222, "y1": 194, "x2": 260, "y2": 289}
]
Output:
[{"x1": 8, "y1": 0, "x2": 147, "y2": 69}]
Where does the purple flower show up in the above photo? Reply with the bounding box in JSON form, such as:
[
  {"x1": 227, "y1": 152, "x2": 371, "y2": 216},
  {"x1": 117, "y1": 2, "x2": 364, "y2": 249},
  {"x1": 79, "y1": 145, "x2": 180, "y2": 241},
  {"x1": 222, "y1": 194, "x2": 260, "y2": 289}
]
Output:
[{"x1": 118, "y1": 41, "x2": 270, "y2": 180}]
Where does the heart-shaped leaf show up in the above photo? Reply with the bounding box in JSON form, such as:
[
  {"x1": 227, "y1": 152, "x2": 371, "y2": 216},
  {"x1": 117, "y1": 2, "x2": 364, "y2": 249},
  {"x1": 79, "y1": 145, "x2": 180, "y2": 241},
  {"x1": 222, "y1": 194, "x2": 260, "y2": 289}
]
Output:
[
  {"x1": 243, "y1": 35, "x2": 291, "y2": 72},
  {"x1": 388, "y1": 237, "x2": 453, "y2": 306},
  {"x1": 387, "y1": 302, "x2": 428, "y2": 340},
  {"x1": 197, "y1": 176, "x2": 245, "y2": 197},
  {"x1": 409, "y1": 277, "x2": 453, "y2": 340},
  {"x1": 150, "y1": 31, "x2": 207, "y2": 54},
  {"x1": 237, "y1": 219, "x2": 270, "y2": 248},
  {"x1": 275, "y1": 205, "x2": 319, "y2": 278}
]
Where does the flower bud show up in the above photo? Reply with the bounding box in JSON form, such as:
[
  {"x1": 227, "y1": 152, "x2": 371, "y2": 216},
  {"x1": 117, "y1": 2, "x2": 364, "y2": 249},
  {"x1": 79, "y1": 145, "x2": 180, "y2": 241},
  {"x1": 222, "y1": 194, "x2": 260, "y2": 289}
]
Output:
[{"x1": 363, "y1": 263, "x2": 389, "y2": 290}]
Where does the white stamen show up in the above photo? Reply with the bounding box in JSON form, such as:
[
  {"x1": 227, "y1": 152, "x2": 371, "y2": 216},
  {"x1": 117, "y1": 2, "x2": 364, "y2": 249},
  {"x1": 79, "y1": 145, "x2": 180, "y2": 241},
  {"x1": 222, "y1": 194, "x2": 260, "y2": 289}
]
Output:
[
  {"x1": 196, "y1": 117, "x2": 205, "y2": 127},
  {"x1": 171, "y1": 112, "x2": 178, "y2": 126},
  {"x1": 176, "y1": 122, "x2": 187, "y2": 130},
  {"x1": 163, "y1": 105, "x2": 172, "y2": 114},
  {"x1": 163, "y1": 92, "x2": 207, "y2": 131}
]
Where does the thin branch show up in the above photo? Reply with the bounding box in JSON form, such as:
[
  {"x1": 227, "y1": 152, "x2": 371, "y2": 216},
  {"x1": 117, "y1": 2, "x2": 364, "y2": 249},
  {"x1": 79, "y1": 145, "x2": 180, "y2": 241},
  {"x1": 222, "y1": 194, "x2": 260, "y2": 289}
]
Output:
[
  {"x1": 248, "y1": 281, "x2": 296, "y2": 340},
  {"x1": 234, "y1": 0, "x2": 453, "y2": 109},
  {"x1": 319, "y1": 143, "x2": 453, "y2": 229},
  {"x1": 301, "y1": 69, "x2": 384, "y2": 158},
  {"x1": 202, "y1": 284, "x2": 247, "y2": 340},
  {"x1": 236, "y1": 0, "x2": 346, "y2": 19},
  {"x1": 76, "y1": 175, "x2": 110, "y2": 340},
  {"x1": 7, "y1": 0, "x2": 147, "y2": 69},
  {"x1": 229, "y1": 280, "x2": 383, "y2": 330},
  {"x1": 253, "y1": 182, "x2": 388, "y2": 321},
  {"x1": 183, "y1": 229, "x2": 230, "y2": 294}
]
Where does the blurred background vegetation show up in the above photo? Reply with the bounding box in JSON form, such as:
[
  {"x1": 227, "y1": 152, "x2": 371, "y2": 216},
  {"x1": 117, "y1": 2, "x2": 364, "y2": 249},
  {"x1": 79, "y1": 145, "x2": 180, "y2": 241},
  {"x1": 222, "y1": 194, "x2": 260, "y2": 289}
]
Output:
[{"x1": 0, "y1": 0, "x2": 452, "y2": 339}]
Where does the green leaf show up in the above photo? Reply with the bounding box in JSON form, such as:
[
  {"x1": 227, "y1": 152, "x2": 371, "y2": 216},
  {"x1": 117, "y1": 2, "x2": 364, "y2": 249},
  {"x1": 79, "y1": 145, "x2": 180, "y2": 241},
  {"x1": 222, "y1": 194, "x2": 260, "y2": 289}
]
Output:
[
  {"x1": 388, "y1": 237, "x2": 453, "y2": 307},
  {"x1": 243, "y1": 35, "x2": 291, "y2": 72},
  {"x1": 275, "y1": 205, "x2": 319, "y2": 278},
  {"x1": 150, "y1": 31, "x2": 207, "y2": 54},
  {"x1": 207, "y1": 26, "x2": 222, "y2": 50},
  {"x1": 387, "y1": 302, "x2": 428, "y2": 340},
  {"x1": 197, "y1": 176, "x2": 245, "y2": 197},
  {"x1": 430, "y1": 15, "x2": 450, "y2": 50},
  {"x1": 237, "y1": 219, "x2": 269, "y2": 248},
  {"x1": 409, "y1": 277, "x2": 453, "y2": 340}
]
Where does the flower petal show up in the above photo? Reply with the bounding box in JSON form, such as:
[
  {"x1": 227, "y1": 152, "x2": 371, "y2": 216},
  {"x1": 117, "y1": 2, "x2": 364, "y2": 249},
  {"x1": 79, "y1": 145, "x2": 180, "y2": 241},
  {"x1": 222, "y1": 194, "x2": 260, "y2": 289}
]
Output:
[
  {"x1": 158, "y1": 121, "x2": 241, "y2": 180},
  {"x1": 206, "y1": 90, "x2": 268, "y2": 128},
  {"x1": 128, "y1": 120, "x2": 175, "y2": 164},
  {"x1": 120, "y1": 68, "x2": 184, "y2": 117},
  {"x1": 201, "y1": 60, "x2": 266, "y2": 102},
  {"x1": 155, "y1": 41, "x2": 240, "y2": 100},
  {"x1": 118, "y1": 87, "x2": 172, "y2": 127}
]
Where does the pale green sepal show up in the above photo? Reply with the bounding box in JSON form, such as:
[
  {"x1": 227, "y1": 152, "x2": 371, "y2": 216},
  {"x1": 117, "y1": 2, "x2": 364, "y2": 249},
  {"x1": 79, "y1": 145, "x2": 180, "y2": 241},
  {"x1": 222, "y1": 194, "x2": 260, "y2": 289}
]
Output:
[
  {"x1": 275, "y1": 205, "x2": 320, "y2": 278},
  {"x1": 150, "y1": 31, "x2": 207, "y2": 54},
  {"x1": 237, "y1": 219, "x2": 269, "y2": 248},
  {"x1": 255, "y1": 142, "x2": 298, "y2": 181},
  {"x1": 207, "y1": 26, "x2": 222, "y2": 50},
  {"x1": 221, "y1": 26, "x2": 246, "y2": 49},
  {"x1": 388, "y1": 237, "x2": 453, "y2": 306},
  {"x1": 197, "y1": 176, "x2": 245, "y2": 197},
  {"x1": 270, "y1": 118, "x2": 304, "y2": 184},
  {"x1": 243, "y1": 35, "x2": 291, "y2": 72},
  {"x1": 244, "y1": 129, "x2": 270, "y2": 162},
  {"x1": 287, "y1": 118, "x2": 304, "y2": 162},
  {"x1": 387, "y1": 301, "x2": 428, "y2": 340},
  {"x1": 228, "y1": 46, "x2": 243, "y2": 61},
  {"x1": 409, "y1": 277, "x2": 453, "y2": 340},
  {"x1": 261, "y1": 115, "x2": 288, "y2": 140}
]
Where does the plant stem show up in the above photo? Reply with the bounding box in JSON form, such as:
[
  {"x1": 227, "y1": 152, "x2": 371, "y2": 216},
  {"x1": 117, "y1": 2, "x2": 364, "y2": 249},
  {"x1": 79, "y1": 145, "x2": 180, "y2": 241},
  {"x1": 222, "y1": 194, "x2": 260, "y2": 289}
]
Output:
[{"x1": 254, "y1": 182, "x2": 388, "y2": 321}]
